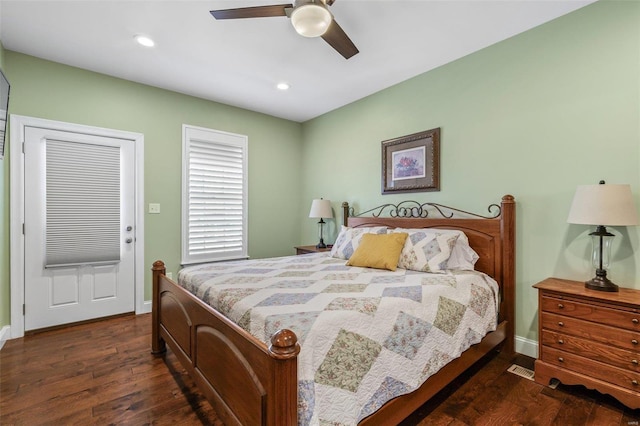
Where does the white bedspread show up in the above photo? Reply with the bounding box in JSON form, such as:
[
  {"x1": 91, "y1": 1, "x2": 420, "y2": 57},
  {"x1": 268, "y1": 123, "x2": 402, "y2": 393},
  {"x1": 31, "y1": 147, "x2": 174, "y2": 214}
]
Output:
[{"x1": 178, "y1": 252, "x2": 499, "y2": 425}]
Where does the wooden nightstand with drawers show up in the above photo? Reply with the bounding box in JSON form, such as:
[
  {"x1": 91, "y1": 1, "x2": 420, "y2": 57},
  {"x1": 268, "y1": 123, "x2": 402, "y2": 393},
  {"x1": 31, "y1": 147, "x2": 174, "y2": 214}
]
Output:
[
  {"x1": 534, "y1": 277, "x2": 640, "y2": 409},
  {"x1": 294, "y1": 245, "x2": 332, "y2": 255}
]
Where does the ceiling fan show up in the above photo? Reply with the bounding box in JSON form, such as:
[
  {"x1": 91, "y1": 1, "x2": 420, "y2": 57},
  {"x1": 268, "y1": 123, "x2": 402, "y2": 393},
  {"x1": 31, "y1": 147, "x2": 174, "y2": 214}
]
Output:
[{"x1": 210, "y1": 0, "x2": 359, "y2": 59}]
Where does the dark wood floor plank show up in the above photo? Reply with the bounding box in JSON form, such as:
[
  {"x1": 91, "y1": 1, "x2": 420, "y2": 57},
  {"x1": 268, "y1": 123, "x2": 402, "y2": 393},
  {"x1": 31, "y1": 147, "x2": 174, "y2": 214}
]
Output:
[
  {"x1": 585, "y1": 404, "x2": 623, "y2": 426},
  {"x1": 497, "y1": 377, "x2": 566, "y2": 425},
  {"x1": 415, "y1": 410, "x2": 455, "y2": 426},
  {"x1": 550, "y1": 392, "x2": 594, "y2": 426},
  {"x1": 437, "y1": 351, "x2": 509, "y2": 417},
  {"x1": 2, "y1": 313, "x2": 639, "y2": 425},
  {"x1": 475, "y1": 401, "x2": 528, "y2": 426},
  {"x1": 455, "y1": 369, "x2": 523, "y2": 424},
  {"x1": 1, "y1": 388, "x2": 94, "y2": 425},
  {"x1": 1, "y1": 372, "x2": 96, "y2": 414}
]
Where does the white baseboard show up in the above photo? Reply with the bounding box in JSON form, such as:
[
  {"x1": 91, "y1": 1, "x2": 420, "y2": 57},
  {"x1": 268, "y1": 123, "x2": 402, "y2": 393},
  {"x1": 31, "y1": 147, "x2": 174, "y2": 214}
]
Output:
[
  {"x1": 139, "y1": 300, "x2": 152, "y2": 314},
  {"x1": 515, "y1": 335, "x2": 538, "y2": 359},
  {"x1": 0, "y1": 325, "x2": 11, "y2": 350}
]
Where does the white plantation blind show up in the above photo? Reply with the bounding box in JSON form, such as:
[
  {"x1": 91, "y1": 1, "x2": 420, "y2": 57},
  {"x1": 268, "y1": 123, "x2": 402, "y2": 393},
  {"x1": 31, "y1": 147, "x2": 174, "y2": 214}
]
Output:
[
  {"x1": 182, "y1": 125, "x2": 248, "y2": 264},
  {"x1": 46, "y1": 139, "x2": 121, "y2": 267}
]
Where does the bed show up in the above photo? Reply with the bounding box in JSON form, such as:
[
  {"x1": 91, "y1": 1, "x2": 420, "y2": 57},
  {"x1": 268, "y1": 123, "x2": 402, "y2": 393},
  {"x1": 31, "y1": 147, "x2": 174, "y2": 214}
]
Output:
[{"x1": 151, "y1": 195, "x2": 516, "y2": 425}]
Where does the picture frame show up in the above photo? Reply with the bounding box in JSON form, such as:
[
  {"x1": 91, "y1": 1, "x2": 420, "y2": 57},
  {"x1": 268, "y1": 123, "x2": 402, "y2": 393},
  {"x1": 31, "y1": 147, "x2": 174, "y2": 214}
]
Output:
[{"x1": 381, "y1": 127, "x2": 440, "y2": 194}]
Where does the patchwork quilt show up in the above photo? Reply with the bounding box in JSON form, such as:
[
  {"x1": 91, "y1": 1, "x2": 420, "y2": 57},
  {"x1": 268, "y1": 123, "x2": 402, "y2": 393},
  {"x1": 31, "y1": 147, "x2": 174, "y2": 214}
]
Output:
[{"x1": 178, "y1": 253, "x2": 499, "y2": 425}]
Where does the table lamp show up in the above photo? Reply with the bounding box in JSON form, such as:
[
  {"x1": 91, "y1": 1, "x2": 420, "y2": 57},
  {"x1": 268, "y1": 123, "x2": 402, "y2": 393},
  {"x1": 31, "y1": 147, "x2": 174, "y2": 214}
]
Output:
[
  {"x1": 309, "y1": 198, "x2": 333, "y2": 249},
  {"x1": 567, "y1": 180, "x2": 639, "y2": 292}
]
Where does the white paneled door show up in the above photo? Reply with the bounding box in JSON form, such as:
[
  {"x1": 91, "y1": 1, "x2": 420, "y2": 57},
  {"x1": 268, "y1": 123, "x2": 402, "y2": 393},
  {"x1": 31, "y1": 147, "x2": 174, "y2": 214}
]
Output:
[{"x1": 23, "y1": 126, "x2": 136, "y2": 331}]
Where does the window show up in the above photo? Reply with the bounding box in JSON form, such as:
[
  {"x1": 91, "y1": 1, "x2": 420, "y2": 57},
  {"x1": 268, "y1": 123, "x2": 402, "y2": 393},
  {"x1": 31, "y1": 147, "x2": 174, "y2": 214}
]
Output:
[
  {"x1": 46, "y1": 139, "x2": 121, "y2": 267},
  {"x1": 182, "y1": 125, "x2": 248, "y2": 264}
]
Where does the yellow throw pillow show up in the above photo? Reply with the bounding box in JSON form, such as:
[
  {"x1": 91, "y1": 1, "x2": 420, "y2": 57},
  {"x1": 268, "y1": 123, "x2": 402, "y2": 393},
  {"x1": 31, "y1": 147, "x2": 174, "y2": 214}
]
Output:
[{"x1": 346, "y1": 232, "x2": 409, "y2": 271}]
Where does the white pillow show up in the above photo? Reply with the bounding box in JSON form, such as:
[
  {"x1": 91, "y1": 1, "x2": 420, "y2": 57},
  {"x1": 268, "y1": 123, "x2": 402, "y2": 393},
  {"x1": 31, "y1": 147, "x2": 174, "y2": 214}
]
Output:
[
  {"x1": 330, "y1": 226, "x2": 388, "y2": 260},
  {"x1": 430, "y1": 229, "x2": 479, "y2": 270},
  {"x1": 390, "y1": 228, "x2": 459, "y2": 273}
]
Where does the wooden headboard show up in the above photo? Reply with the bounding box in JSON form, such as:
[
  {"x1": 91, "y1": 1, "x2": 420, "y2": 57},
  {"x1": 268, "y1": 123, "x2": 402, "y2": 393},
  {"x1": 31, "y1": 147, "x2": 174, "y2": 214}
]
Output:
[{"x1": 343, "y1": 195, "x2": 516, "y2": 353}]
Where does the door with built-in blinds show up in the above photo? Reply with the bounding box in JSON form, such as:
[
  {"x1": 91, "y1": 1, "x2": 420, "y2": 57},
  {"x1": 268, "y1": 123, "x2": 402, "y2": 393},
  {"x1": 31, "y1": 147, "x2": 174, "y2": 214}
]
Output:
[{"x1": 24, "y1": 126, "x2": 135, "y2": 331}]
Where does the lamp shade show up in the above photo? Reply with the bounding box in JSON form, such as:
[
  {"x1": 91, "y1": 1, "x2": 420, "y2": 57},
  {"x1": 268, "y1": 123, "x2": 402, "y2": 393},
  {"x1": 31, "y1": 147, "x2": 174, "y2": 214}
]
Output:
[
  {"x1": 567, "y1": 183, "x2": 639, "y2": 226},
  {"x1": 309, "y1": 199, "x2": 333, "y2": 219},
  {"x1": 291, "y1": 3, "x2": 332, "y2": 38}
]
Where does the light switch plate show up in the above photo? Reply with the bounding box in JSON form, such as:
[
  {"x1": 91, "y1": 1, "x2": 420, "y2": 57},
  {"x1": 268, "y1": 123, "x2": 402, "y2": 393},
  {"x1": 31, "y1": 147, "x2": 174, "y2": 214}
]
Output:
[{"x1": 149, "y1": 203, "x2": 161, "y2": 214}]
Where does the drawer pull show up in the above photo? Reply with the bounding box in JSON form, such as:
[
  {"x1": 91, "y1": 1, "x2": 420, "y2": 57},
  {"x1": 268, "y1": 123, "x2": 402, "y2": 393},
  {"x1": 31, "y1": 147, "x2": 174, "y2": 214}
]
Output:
[
  {"x1": 557, "y1": 303, "x2": 564, "y2": 309},
  {"x1": 558, "y1": 322, "x2": 564, "y2": 327},
  {"x1": 558, "y1": 339, "x2": 564, "y2": 345},
  {"x1": 558, "y1": 357, "x2": 564, "y2": 363},
  {"x1": 633, "y1": 380, "x2": 638, "y2": 386},
  {"x1": 633, "y1": 318, "x2": 639, "y2": 324},
  {"x1": 632, "y1": 359, "x2": 638, "y2": 365},
  {"x1": 633, "y1": 340, "x2": 639, "y2": 345}
]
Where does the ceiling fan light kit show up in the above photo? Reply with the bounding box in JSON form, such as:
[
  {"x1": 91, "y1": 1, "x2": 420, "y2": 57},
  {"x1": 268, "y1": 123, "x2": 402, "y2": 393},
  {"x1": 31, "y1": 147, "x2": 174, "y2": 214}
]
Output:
[
  {"x1": 210, "y1": 0, "x2": 358, "y2": 59},
  {"x1": 291, "y1": 3, "x2": 332, "y2": 37}
]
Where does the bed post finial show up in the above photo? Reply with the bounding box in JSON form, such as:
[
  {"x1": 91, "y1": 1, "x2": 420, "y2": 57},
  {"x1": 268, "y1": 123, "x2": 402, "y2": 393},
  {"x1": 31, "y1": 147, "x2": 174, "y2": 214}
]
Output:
[
  {"x1": 269, "y1": 329, "x2": 301, "y2": 360},
  {"x1": 152, "y1": 260, "x2": 166, "y2": 272},
  {"x1": 342, "y1": 202, "x2": 350, "y2": 226}
]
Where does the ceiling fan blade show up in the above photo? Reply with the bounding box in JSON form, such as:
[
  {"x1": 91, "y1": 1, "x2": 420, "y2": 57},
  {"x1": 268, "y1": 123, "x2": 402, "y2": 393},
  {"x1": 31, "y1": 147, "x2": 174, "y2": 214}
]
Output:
[
  {"x1": 210, "y1": 4, "x2": 293, "y2": 20},
  {"x1": 321, "y1": 19, "x2": 359, "y2": 59}
]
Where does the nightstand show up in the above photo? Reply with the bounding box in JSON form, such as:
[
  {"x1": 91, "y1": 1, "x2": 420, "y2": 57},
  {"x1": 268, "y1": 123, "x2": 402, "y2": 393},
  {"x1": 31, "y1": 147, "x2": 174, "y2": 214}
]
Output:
[
  {"x1": 534, "y1": 277, "x2": 640, "y2": 409},
  {"x1": 295, "y1": 245, "x2": 332, "y2": 255}
]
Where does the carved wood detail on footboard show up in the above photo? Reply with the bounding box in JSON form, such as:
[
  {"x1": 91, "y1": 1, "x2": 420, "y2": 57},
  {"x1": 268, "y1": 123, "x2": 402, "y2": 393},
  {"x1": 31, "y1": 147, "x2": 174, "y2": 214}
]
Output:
[{"x1": 152, "y1": 261, "x2": 300, "y2": 425}]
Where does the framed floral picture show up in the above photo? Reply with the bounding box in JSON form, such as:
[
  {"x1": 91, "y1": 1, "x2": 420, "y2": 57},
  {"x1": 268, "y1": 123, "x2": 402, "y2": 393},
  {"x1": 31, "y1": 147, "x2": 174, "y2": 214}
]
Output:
[{"x1": 381, "y1": 128, "x2": 440, "y2": 194}]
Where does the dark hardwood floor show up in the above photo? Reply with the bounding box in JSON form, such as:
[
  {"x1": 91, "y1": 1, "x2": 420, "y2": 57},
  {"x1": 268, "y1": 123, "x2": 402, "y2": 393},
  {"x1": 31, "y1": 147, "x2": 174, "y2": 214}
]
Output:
[{"x1": 1, "y1": 313, "x2": 638, "y2": 425}]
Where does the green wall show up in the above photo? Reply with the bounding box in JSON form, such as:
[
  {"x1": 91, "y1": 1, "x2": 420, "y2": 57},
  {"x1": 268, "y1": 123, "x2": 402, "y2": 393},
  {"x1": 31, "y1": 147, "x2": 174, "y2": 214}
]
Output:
[
  {"x1": 3, "y1": 1, "x2": 639, "y2": 350},
  {"x1": 0, "y1": 52, "x2": 303, "y2": 324},
  {"x1": 300, "y1": 0, "x2": 640, "y2": 343}
]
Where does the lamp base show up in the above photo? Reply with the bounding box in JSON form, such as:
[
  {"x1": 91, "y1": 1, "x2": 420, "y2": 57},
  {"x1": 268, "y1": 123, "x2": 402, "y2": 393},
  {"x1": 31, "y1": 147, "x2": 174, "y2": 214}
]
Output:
[
  {"x1": 585, "y1": 274, "x2": 619, "y2": 292},
  {"x1": 316, "y1": 218, "x2": 327, "y2": 249}
]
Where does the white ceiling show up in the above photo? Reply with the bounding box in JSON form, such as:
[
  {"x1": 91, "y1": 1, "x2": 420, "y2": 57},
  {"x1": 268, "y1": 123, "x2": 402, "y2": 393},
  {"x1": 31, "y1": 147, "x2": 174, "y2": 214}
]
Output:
[{"x1": 0, "y1": 0, "x2": 595, "y2": 123}]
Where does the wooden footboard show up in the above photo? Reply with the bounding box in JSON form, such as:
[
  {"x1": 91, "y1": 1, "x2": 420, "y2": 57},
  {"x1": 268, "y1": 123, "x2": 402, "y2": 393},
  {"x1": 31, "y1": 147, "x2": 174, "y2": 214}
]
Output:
[{"x1": 152, "y1": 261, "x2": 300, "y2": 426}]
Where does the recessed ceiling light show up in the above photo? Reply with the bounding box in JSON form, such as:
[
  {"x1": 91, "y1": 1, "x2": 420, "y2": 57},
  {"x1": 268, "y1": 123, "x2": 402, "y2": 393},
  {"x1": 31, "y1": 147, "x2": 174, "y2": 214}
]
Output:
[
  {"x1": 134, "y1": 35, "x2": 155, "y2": 47},
  {"x1": 277, "y1": 82, "x2": 290, "y2": 91}
]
